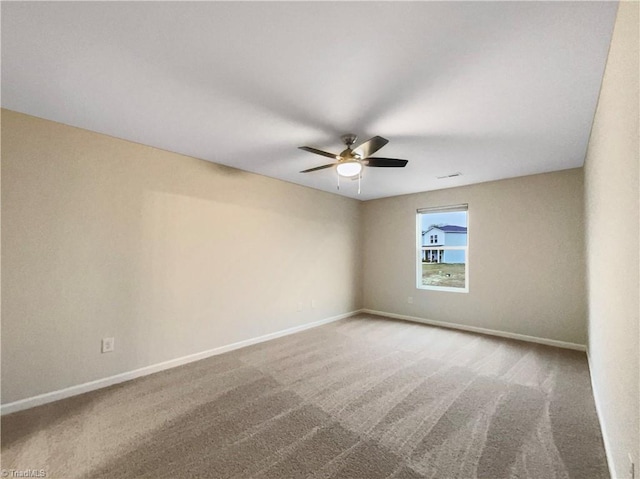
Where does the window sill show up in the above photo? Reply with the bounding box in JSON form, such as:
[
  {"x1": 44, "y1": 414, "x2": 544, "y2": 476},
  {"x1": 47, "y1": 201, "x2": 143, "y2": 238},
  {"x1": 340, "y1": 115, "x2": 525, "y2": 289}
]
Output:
[{"x1": 417, "y1": 285, "x2": 469, "y2": 293}]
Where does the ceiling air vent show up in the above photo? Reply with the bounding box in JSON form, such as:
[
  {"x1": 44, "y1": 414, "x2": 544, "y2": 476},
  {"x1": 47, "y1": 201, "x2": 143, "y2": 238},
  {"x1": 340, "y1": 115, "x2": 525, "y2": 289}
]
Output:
[{"x1": 436, "y1": 172, "x2": 462, "y2": 179}]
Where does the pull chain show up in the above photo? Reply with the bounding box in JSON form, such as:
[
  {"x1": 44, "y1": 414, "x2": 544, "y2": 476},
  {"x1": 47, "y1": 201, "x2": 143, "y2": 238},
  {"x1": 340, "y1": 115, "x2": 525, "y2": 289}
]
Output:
[{"x1": 336, "y1": 171, "x2": 363, "y2": 194}]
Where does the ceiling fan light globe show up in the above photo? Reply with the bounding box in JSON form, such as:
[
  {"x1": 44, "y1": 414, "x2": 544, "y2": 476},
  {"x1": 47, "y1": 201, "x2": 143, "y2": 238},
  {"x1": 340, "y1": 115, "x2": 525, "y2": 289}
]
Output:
[{"x1": 336, "y1": 161, "x2": 362, "y2": 178}]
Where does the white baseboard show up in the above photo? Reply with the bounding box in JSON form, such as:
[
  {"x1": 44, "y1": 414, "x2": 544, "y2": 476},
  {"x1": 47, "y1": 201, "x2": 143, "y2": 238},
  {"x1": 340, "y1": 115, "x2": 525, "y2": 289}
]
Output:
[
  {"x1": 1, "y1": 310, "x2": 362, "y2": 416},
  {"x1": 0, "y1": 308, "x2": 586, "y2": 415},
  {"x1": 361, "y1": 309, "x2": 587, "y2": 351},
  {"x1": 586, "y1": 350, "x2": 615, "y2": 478}
]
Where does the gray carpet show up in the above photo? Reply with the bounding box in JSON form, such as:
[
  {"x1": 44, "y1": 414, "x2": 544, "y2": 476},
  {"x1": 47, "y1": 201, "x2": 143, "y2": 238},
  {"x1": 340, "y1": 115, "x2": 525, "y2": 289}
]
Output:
[{"x1": 1, "y1": 314, "x2": 609, "y2": 478}]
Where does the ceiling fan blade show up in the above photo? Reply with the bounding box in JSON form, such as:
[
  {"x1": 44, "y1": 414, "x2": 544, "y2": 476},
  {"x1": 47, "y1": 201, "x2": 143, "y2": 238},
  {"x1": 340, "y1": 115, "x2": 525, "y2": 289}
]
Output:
[
  {"x1": 300, "y1": 163, "x2": 336, "y2": 173},
  {"x1": 353, "y1": 136, "x2": 389, "y2": 158},
  {"x1": 366, "y1": 158, "x2": 408, "y2": 167},
  {"x1": 298, "y1": 146, "x2": 340, "y2": 160}
]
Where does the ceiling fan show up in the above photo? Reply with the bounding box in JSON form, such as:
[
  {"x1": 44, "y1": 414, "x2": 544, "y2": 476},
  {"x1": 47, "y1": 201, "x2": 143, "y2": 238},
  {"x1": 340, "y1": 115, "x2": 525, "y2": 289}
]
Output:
[{"x1": 299, "y1": 134, "x2": 408, "y2": 178}]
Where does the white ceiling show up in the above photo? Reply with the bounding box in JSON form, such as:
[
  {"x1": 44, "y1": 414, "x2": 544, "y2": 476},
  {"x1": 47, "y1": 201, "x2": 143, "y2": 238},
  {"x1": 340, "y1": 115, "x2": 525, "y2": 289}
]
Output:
[{"x1": 1, "y1": 2, "x2": 617, "y2": 200}]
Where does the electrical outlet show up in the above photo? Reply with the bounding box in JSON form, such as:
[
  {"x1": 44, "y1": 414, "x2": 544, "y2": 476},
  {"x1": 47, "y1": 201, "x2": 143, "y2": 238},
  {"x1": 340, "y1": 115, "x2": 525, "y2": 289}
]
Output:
[
  {"x1": 407, "y1": 296, "x2": 413, "y2": 304},
  {"x1": 101, "y1": 337, "x2": 115, "y2": 353},
  {"x1": 311, "y1": 299, "x2": 317, "y2": 309}
]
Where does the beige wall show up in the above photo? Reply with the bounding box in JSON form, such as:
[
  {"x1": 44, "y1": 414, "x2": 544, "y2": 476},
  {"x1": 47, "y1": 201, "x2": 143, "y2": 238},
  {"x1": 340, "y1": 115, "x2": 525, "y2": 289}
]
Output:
[
  {"x1": 584, "y1": 2, "x2": 640, "y2": 478},
  {"x1": 1, "y1": 110, "x2": 362, "y2": 404},
  {"x1": 362, "y1": 169, "x2": 586, "y2": 345}
]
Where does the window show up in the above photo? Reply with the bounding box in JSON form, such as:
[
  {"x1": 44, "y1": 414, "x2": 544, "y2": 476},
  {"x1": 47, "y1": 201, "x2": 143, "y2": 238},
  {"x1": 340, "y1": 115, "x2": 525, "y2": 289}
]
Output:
[{"x1": 417, "y1": 204, "x2": 468, "y2": 292}]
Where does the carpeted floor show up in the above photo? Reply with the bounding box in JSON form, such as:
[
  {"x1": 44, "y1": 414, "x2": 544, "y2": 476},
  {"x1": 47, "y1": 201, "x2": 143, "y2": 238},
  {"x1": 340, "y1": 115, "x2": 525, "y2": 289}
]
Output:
[{"x1": 1, "y1": 314, "x2": 608, "y2": 478}]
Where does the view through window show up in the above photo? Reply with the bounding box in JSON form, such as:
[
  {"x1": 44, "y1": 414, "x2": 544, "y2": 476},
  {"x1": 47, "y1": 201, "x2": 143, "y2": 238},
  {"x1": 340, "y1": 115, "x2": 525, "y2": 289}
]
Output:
[{"x1": 417, "y1": 205, "x2": 468, "y2": 292}]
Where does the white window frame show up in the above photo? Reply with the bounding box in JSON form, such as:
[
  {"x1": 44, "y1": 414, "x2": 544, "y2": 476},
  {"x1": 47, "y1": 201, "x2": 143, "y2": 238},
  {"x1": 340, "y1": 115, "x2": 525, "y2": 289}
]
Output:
[{"x1": 416, "y1": 204, "x2": 469, "y2": 293}]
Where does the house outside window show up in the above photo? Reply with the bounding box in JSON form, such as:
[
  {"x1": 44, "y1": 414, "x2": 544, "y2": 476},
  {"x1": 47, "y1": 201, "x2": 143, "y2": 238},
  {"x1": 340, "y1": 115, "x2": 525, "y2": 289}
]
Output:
[{"x1": 416, "y1": 204, "x2": 468, "y2": 292}]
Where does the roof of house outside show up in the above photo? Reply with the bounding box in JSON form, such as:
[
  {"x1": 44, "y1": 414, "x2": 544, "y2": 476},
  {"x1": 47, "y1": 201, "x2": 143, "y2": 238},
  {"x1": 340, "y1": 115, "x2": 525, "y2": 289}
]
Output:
[{"x1": 425, "y1": 225, "x2": 467, "y2": 233}]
